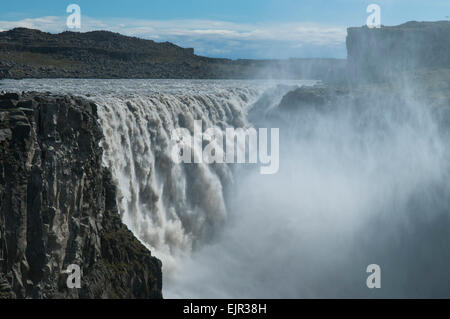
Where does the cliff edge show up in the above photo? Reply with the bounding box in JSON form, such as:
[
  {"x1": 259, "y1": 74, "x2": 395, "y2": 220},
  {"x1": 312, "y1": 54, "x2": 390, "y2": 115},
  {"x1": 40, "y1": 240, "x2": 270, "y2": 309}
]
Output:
[
  {"x1": 0, "y1": 92, "x2": 162, "y2": 298},
  {"x1": 346, "y1": 21, "x2": 450, "y2": 81}
]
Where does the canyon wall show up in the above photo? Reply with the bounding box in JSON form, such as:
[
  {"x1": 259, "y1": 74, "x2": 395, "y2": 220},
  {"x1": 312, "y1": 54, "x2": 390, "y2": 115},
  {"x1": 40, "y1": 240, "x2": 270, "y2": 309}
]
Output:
[
  {"x1": 0, "y1": 92, "x2": 162, "y2": 298},
  {"x1": 346, "y1": 21, "x2": 450, "y2": 81}
]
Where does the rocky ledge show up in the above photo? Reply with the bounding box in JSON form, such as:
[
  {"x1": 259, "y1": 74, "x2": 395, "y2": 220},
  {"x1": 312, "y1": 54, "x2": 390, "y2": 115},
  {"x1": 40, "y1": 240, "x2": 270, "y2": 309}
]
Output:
[{"x1": 0, "y1": 92, "x2": 162, "y2": 298}]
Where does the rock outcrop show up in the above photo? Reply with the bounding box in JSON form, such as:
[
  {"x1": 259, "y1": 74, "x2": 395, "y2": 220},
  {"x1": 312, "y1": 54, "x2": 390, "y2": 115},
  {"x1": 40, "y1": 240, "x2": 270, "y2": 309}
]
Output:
[
  {"x1": 0, "y1": 92, "x2": 162, "y2": 298},
  {"x1": 346, "y1": 21, "x2": 450, "y2": 82}
]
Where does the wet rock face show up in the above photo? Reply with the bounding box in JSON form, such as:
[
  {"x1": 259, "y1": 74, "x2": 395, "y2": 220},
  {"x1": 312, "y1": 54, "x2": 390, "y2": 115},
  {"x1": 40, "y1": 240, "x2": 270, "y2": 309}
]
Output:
[
  {"x1": 0, "y1": 92, "x2": 162, "y2": 299},
  {"x1": 278, "y1": 86, "x2": 330, "y2": 112}
]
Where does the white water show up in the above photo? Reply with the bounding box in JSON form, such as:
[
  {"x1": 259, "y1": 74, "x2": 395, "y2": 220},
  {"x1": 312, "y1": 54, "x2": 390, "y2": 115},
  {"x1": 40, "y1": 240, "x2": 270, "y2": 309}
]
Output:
[
  {"x1": 2, "y1": 78, "x2": 449, "y2": 298},
  {"x1": 0, "y1": 78, "x2": 309, "y2": 278}
]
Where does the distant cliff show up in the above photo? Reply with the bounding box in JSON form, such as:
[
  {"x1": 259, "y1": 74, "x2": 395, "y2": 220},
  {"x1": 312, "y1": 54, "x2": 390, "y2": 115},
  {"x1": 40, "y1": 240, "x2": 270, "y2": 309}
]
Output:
[
  {"x1": 0, "y1": 92, "x2": 162, "y2": 298},
  {"x1": 0, "y1": 28, "x2": 344, "y2": 80},
  {"x1": 346, "y1": 21, "x2": 450, "y2": 81}
]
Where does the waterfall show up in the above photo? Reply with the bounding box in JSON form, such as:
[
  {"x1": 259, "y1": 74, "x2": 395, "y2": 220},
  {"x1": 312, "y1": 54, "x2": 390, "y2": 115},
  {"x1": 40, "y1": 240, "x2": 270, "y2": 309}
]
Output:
[
  {"x1": 92, "y1": 87, "x2": 265, "y2": 271},
  {"x1": 2, "y1": 79, "x2": 449, "y2": 297},
  {"x1": 0, "y1": 77, "x2": 303, "y2": 273}
]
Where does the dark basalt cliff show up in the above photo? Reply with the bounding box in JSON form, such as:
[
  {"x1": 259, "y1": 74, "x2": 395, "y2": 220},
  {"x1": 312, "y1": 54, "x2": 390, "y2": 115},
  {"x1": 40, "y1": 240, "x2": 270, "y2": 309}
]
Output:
[
  {"x1": 0, "y1": 92, "x2": 162, "y2": 298},
  {"x1": 0, "y1": 28, "x2": 344, "y2": 80},
  {"x1": 346, "y1": 21, "x2": 450, "y2": 81}
]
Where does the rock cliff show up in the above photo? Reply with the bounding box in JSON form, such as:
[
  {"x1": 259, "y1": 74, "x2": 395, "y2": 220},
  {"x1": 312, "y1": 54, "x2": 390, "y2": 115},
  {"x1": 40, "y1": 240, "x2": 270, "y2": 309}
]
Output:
[
  {"x1": 0, "y1": 28, "x2": 344, "y2": 80},
  {"x1": 346, "y1": 21, "x2": 450, "y2": 81},
  {"x1": 0, "y1": 92, "x2": 162, "y2": 298}
]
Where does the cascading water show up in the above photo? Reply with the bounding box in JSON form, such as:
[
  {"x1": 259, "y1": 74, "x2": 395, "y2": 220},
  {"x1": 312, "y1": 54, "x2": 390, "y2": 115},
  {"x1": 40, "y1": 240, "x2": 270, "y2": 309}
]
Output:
[
  {"x1": 91, "y1": 81, "x2": 306, "y2": 284},
  {"x1": 0, "y1": 79, "x2": 305, "y2": 275},
  {"x1": 3, "y1": 78, "x2": 449, "y2": 298},
  {"x1": 93, "y1": 89, "x2": 262, "y2": 271}
]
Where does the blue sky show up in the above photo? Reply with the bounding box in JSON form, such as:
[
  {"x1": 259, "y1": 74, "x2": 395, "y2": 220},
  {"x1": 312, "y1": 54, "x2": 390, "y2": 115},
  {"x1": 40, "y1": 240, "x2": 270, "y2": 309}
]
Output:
[{"x1": 1, "y1": 0, "x2": 449, "y2": 59}]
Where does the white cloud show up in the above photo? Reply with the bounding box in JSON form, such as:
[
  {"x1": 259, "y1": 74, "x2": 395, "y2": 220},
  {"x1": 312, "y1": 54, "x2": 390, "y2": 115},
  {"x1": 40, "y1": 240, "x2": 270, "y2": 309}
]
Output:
[{"x1": 0, "y1": 16, "x2": 347, "y2": 58}]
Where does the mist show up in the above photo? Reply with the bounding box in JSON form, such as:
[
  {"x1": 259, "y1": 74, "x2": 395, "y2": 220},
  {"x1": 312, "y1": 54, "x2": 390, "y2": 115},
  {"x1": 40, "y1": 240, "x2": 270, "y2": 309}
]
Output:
[
  {"x1": 166, "y1": 78, "x2": 450, "y2": 298},
  {"x1": 2, "y1": 76, "x2": 448, "y2": 299}
]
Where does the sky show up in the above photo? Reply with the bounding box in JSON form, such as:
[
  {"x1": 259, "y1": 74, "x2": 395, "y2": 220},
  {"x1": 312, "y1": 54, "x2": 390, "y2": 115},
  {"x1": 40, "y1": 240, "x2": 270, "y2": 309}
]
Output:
[{"x1": 0, "y1": 0, "x2": 449, "y2": 59}]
